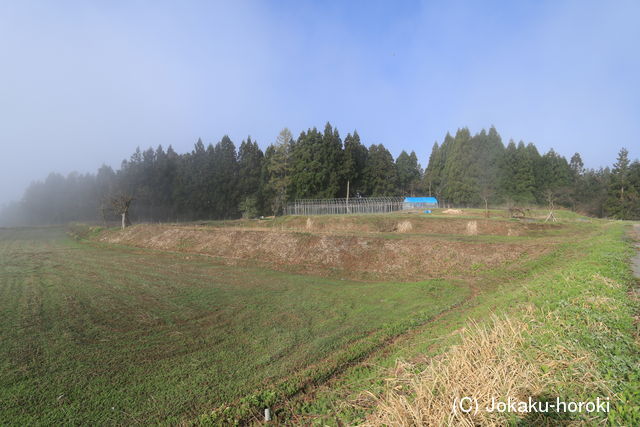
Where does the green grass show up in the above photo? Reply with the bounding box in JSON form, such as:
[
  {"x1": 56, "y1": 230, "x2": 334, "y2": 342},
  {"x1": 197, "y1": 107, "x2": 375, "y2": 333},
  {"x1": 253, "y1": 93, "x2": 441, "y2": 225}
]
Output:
[
  {"x1": 2, "y1": 218, "x2": 637, "y2": 425},
  {"x1": 284, "y1": 221, "x2": 640, "y2": 425},
  {"x1": 0, "y1": 227, "x2": 467, "y2": 424}
]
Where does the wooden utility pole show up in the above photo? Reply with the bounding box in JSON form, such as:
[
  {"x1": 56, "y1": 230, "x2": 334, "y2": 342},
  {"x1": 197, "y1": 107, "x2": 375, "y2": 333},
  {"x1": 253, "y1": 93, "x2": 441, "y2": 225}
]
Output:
[{"x1": 346, "y1": 180, "x2": 350, "y2": 214}]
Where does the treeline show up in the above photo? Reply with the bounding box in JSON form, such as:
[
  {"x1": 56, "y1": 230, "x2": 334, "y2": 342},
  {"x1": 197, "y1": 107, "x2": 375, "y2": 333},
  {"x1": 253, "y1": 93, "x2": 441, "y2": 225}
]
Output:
[
  {"x1": 425, "y1": 127, "x2": 640, "y2": 218},
  {"x1": 1, "y1": 124, "x2": 639, "y2": 225}
]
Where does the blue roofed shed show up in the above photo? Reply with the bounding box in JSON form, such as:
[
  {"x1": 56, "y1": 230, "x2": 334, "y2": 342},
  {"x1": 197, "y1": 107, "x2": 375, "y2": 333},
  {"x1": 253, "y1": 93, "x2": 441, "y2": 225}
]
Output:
[{"x1": 403, "y1": 197, "x2": 438, "y2": 209}]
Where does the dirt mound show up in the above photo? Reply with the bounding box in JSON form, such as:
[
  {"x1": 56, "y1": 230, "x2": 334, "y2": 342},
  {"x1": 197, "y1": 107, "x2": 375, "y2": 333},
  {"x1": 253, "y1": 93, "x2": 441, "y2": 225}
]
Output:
[
  {"x1": 443, "y1": 209, "x2": 463, "y2": 214},
  {"x1": 97, "y1": 224, "x2": 550, "y2": 281}
]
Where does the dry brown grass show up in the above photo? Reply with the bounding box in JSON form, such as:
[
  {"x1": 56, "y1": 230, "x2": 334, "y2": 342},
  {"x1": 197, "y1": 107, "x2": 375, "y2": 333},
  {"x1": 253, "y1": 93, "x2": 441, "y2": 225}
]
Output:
[
  {"x1": 582, "y1": 295, "x2": 616, "y2": 311},
  {"x1": 591, "y1": 273, "x2": 622, "y2": 289},
  {"x1": 260, "y1": 215, "x2": 559, "y2": 236},
  {"x1": 96, "y1": 224, "x2": 550, "y2": 281},
  {"x1": 396, "y1": 221, "x2": 413, "y2": 233},
  {"x1": 466, "y1": 220, "x2": 478, "y2": 236},
  {"x1": 361, "y1": 316, "x2": 541, "y2": 426},
  {"x1": 360, "y1": 314, "x2": 608, "y2": 426}
]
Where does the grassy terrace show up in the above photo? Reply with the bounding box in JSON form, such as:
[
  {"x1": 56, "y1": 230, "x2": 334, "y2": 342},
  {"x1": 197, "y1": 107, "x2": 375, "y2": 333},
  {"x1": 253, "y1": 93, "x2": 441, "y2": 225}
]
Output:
[
  {"x1": 0, "y1": 212, "x2": 637, "y2": 425},
  {"x1": 0, "y1": 227, "x2": 466, "y2": 424},
  {"x1": 287, "y1": 221, "x2": 640, "y2": 425}
]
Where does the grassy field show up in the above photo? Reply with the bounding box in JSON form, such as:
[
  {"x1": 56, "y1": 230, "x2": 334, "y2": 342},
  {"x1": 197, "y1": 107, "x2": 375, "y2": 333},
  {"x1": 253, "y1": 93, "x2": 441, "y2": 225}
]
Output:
[
  {"x1": 284, "y1": 221, "x2": 640, "y2": 425},
  {"x1": 0, "y1": 227, "x2": 466, "y2": 424},
  {"x1": 1, "y1": 213, "x2": 638, "y2": 425}
]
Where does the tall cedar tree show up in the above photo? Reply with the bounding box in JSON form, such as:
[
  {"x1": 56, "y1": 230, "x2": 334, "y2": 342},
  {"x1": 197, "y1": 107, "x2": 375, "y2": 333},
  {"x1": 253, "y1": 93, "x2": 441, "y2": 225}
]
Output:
[
  {"x1": 210, "y1": 136, "x2": 239, "y2": 219},
  {"x1": 535, "y1": 148, "x2": 572, "y2": 204},
  {"x1": 364, "y1": 144, "x2": 398, "y2": 196},
  {"x1": 423, "y1": 142, "x2": 441, "y2": 197},
  {"x1": 289, "y1": 123, "x2": 344, "y2": 199},
  {"x1": 442, "y1": 128, "x2": 477, "y2": 205},
  {"x1": 237, "y1": 137, "x2": 264, "y2": 216},
  {"x1": 474, "y1": 127, "x2": 504, "y2": 208},
  {"x1": 424, "y1": 133, "x2": 453, "y2": 200},
  {"x1": 395, "y1": 150, "x2": 422, "y2": 196},
  {"x1": 342, "y1": 131, "x2": 368, "y2": 197},
  {"x1": 264, "y1": 128, "x2": 292, "y2": 215}
]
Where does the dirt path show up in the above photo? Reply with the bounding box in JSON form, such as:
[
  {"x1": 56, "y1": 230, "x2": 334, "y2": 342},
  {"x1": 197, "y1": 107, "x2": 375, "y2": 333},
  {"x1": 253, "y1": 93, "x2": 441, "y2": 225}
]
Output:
[{"x1": 632, "y1": 224, "x2": 640, "y2": 279}]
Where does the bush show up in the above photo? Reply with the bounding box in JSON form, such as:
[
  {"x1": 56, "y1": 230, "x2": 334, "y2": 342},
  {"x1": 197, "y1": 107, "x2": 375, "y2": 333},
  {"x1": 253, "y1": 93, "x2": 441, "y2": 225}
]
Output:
[{"x1": 239, "y1": 196, "x2": 259, "y2": 219}]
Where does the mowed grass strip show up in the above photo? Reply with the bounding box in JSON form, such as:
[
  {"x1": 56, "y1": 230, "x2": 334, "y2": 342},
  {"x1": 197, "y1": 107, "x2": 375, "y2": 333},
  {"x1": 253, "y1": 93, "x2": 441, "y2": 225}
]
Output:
[
  {"x1": 286, "y1": 221, "x2": 639, "y2": 425},
  {"x1": 0, "y1": 227, "x2": 467, "y2": 424},
  {"x1": 363, "y1": 221, "x2": 640, "y2": 425}
]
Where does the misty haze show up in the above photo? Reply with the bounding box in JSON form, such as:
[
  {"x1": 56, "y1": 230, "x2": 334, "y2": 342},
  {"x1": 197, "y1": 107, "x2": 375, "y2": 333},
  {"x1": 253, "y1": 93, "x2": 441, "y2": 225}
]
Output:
[{"x1": 1, "y1": 1, "x2": 639, "y2": 425}]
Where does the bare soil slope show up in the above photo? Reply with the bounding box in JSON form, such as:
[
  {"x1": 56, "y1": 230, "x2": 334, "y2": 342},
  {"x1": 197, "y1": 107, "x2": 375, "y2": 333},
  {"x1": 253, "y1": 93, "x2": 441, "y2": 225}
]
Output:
[
  {"x1": 96, "y1": 220, "x2": 552, "y2": 281},
  {"x1": 211, "y1": 214, "x2": 560, "y2": 236}
]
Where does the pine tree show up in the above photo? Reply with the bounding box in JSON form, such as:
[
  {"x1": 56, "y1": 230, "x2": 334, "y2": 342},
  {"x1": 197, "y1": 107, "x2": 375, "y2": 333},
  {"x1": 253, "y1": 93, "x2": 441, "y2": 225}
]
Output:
[
  {"x1": 628, "y1": 160, "x2": 640, "y2": 219},
  {"x1": 606, "y1": 148, "x2": 638, "y2": 219}
]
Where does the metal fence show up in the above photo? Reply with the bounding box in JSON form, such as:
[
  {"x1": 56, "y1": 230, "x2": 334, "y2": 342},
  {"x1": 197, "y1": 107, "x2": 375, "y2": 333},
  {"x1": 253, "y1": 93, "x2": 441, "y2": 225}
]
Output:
[{"x1": 285, "y1": 197, "x2": 407, "y2": 216}]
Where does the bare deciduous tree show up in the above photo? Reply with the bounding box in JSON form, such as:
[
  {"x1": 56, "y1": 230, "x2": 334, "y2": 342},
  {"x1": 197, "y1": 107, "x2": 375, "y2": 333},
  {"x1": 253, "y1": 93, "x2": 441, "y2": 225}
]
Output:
[
  {"x1": 110, "y1": 194, "x2": 134, "y2": 229},
  {"x1": 479, "y1": 186, "x2": 493, "y2": 218},
  {"x1": 544, "y1": 189, "x2": 558, "y2": 222}
]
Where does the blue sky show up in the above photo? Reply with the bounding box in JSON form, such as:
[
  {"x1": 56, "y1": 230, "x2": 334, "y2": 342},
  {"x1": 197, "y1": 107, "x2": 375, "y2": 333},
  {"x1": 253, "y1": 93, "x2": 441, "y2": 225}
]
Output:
[{"x1": 1, "y1": 0, "x2": 639, "y2": 205}]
